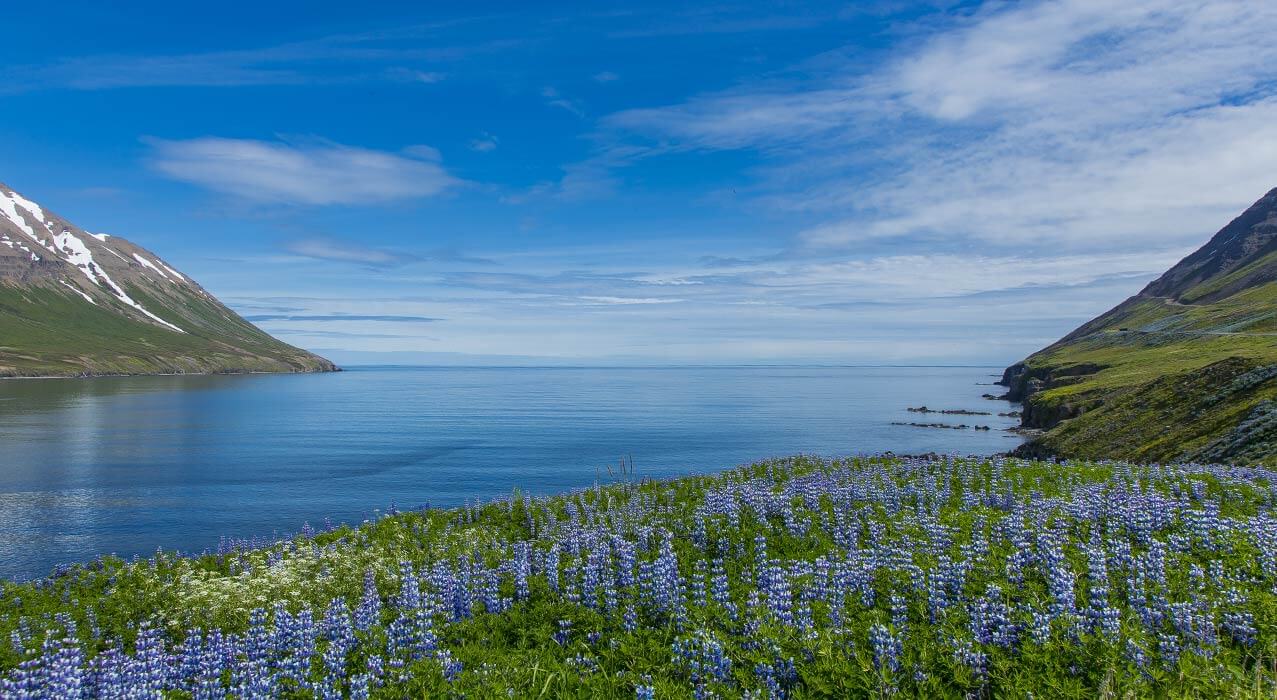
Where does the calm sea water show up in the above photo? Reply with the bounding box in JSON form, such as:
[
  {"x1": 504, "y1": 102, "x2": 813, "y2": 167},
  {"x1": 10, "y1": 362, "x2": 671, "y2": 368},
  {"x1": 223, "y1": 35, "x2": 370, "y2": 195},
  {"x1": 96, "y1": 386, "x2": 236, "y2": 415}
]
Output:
[{"x1": 0, "y1": 366, "x2": 1019, "y2": 580}]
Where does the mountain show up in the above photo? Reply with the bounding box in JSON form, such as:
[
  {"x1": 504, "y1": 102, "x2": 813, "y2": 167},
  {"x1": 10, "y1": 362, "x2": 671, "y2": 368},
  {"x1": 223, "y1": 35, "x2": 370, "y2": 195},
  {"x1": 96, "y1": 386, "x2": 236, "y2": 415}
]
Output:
[
  {"x1": 0, "y1": 183, "x2": 336, "y2": 377},
  {"x1": 1001, "y1": 187, "x2": 1277, "y2": 464}
]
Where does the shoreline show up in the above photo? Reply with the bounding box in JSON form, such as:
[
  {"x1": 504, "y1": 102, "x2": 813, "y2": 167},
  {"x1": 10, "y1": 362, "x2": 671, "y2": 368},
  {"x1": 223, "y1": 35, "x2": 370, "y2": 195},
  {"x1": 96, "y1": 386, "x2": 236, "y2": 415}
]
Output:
[{"x1": 0, "y1": 366, "x2": 341, "y2": 381}]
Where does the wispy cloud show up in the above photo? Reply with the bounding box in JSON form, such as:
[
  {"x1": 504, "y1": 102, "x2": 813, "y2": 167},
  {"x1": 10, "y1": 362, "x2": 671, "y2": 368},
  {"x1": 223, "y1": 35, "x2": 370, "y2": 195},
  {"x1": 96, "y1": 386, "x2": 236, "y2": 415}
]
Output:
[
  {"x1": 0, "y1": 20, "x2": 516, "y2": 94},
  {"x1": 147, "y1": 137, "x2": 459, "y2": 205},
  {"x1": 541, "y1": 86, "x2": 585, "y2": 117},
  {"x1": 591, "y1": 0, "x2": 1277, "y2": 256},
  {"x1": 388, "y1": 68, "x2": 446, "y2": 84},
  {"x1": 605, "y1": 5, "x2": 856, "y2": 39},
  {"x1": 285, "y1": 239, "x2": 418, "y2": 268},
  {"x1": 579, "y1": 296, "x2": 683, "y2": 305},
  {"x1": 469, "y1": 133, "x2": 499, "y2": 152},
  {"x1": 284, "y1": 237, "x2": 495, "y2": 268},
  {"x1": 244, "y1": 314, "x2": 441, "y2": 322}
]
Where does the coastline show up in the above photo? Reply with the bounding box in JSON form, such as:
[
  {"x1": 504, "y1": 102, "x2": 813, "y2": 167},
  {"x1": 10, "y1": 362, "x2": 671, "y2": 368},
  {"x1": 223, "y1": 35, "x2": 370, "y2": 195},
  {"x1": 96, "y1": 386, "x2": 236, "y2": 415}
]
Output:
[{"x1": 0, "y1": 366, "x2": 342, "y2": 381}]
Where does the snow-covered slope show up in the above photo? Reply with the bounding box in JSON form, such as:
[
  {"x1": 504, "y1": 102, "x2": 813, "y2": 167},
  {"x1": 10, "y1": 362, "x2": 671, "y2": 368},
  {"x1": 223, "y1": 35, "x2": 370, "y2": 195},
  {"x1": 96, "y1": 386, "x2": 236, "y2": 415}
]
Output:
[{"x1": 0, "y1": 182, "x2": 336, "y2": 377}]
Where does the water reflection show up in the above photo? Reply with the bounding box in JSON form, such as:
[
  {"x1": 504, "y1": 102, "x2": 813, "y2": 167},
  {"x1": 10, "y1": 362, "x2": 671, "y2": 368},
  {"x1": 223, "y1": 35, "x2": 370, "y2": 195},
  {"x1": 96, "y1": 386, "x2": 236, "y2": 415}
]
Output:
[{"x1": 0, "y1": 367, "x2": 1021, "y2": 579}]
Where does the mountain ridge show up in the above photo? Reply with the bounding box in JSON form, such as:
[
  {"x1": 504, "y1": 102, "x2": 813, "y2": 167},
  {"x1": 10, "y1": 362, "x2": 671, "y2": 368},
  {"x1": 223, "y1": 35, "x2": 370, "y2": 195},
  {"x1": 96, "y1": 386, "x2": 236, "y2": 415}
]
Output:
[
  {"x1": 0, "y1": 183, "x2": 336, "y2": 377},
  {"x1": 1001, "y1": 186, "x2": 1277, "y2": 463}
]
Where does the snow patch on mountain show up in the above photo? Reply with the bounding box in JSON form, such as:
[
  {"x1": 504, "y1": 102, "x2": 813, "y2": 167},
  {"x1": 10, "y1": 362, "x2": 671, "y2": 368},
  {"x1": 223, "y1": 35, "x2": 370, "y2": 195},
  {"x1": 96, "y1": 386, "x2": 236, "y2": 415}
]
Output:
[
  {"x1": 100, "y1": 245, "x2": 129, "y2": 263},
  {"x1": 0, "y1": 190, "x2": 51, "y2": 248},
  {"x1": 53, "y1": 229, "x2": 185, "y2": 333},
  {"x1": 1, "y1": 235, "x2": 41, "y2": 261},
  {"x1": 158, "y1": 261, "x2": 185, "y2": 281},
  {"x1": 132, "y1": 253, "x2": 173, "y2": 281},
  {"x1": 54, "y1": 229, "x2": 95, "y2": 270},
  {"x1": 59, "y1": 280, "x2": 96, "y2": 304}
]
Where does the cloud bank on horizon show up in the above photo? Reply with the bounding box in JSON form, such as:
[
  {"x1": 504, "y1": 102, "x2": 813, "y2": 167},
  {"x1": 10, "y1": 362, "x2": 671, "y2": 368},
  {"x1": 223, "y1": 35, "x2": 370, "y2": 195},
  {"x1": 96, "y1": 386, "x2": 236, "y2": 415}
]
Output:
[{"x1": 4, "y1": 0, "x2": 1276, "y2": 365}]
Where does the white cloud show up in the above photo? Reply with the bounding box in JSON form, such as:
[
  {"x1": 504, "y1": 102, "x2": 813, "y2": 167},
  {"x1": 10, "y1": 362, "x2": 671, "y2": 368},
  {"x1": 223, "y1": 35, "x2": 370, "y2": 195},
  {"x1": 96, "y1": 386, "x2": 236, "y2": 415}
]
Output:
[
  {"x1": 593, "y1": 71, "x2": 620, "y2": 83},
  {"x1": 233, "y1": 242, "x2": 1164, "y2": 363},
  {"x1": 403, "y1": 70, "x2": 445, "y2": 84},
  {"x1": 540, "y1": 86, "x2": 585, "y2": 117},
  {"x1": 147, "y1": 137, "x2": 459, "y2": 205},
  {"x1": 578, "y1": 295, "x2": 683, "y2": 305},
  {"x1": 469, "y1": 134, "x2": 499, "y2": 152},
  {"x1": 285, "y1": 239, "x2": 414, "y2": 267},
  {"x1": 401, "y1": 144, "x2": 443, "y2": 161},
  {"x1": 597, "y1": 0, "x2": 1277, "y2": 254}
]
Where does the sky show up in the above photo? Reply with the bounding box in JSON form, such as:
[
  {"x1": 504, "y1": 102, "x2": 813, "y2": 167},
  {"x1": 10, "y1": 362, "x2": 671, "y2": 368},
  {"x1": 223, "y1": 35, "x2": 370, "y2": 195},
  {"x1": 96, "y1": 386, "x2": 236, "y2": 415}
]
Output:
[{"x1": 4, "y1": 0, "x2": 1277, "y2": 366}]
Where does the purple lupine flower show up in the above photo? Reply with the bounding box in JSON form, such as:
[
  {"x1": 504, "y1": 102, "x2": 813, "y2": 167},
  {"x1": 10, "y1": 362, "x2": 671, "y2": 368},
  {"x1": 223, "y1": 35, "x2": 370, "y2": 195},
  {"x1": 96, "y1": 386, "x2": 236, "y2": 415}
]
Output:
[
  {"x1": 234, "y1": 610, "x2": 275, "y2": 700},
  {"x1": 614, "y1": 536, "x2": 637, "y2": 590},
  {"x1": 890, "y1": 593, "x2": 909, "y2": 635},
  {"x1": 193, "y1": 629, "x2": 231, "y2": 700},
  {"x1": 1037, "y1": 532, "x2": 1076, "y2": 626},
  {"x1": 710, "y1": 558, "x2": 738, "y2": 622},
  {"x1": 651, "y1": 530, "x2": 684, "y2": 621},
  {"x1": 438, "y1": 648, "x2": 463, "y2": 682},
  {"x1": 969, "y1": 585, "x2": 1015, "y2": 647},
  {"x1": 623, "y1": 604, "x2": 639, "y2": 633},
  {"x1": 10, "y1": 634, "x2": 88, "y2": 699},
  {"x1": 581, "y1": 548, "x2": 602, "y2": 609},
  {"x1": 88, "y1": 644, "x2": 127, "y2": 698},
  {"x1": 1125, "y1": 638, "x2": 1149, "y2": 671},
  {"x1": 672, "y1": 631, "x2": 732, "y2": 686},
  {"x1": 760, "y1": 562, "x2": 792, "y2": 626},
  {"x1": 319, "y1": 598, "x2": 356, "y2": 700},
  {"x1": 1158, "y1": 632, "x2": 1182, "y2": 668},
  {"x1": 1084, "y1": 542, "x2": 1120, "y2": 639},
  {"x1": 355, "y1": 569, "x2": 382, "y2": 631},
  {"x1": 397, "y1": 562, "x2": 422, "y2": 611},
  {"x1": 349, "y1": 672, "x2": 372, "y2": 700},
  {"x1": 132, "y1": 621, "x2": 174, "y2": 695},
  {"x1": 553, "y1": 619, "x2": 572, "y2": 646},
  {"x1": 868, "y1": 622, "x2": 902, "y2": 692},
  {"x1": 1168, "y1": 601, "x2": 1218, "y2": 657},
  {"x1": 952, "y1": 638, "x2": 988, "y2": 681},
  {"x1": 512, "y1": 542, "x2": 531, "y2": 602},
  {"x1": 546, "y1": 545, "x2": 561, "y2": 594}
]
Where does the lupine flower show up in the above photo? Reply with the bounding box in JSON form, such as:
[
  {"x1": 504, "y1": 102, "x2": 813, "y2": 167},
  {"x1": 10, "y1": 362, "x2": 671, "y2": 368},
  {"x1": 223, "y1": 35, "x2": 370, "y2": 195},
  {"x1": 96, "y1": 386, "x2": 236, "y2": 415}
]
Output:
[
  {"x1": 869, "y1": 623, "x2": 902, "y2": 677},
  {"x1": 553, "y1": 619, "x2": 572, "y2": 646},
  {"x1": 438, "y1": 648, "x2": 463, "y2": 682},
  {"x1": 672, "y1": 631, "x2": 733, "y2": 687},
  {"x1": 319, "y1": 598, "x2": 356, "y2": 699},
  {"x1": 355, "y1": 569, "x2": 382, "y2": 631},
  {"x1": 3, "y1": 455, "x2": 1276, "y2": 697}
]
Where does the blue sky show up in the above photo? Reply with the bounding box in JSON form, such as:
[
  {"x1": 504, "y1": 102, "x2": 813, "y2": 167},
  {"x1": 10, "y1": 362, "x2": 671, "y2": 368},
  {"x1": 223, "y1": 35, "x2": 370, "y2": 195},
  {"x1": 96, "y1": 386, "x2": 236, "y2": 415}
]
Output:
[{"x1": 5, "y1": 0, "x2": 1277, "y2": 365}]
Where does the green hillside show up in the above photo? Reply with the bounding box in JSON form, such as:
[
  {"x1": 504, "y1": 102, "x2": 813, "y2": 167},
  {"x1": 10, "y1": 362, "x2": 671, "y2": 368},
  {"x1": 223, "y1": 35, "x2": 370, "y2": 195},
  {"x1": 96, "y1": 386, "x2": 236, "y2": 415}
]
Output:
[
  {"x1": 1002, "y1": 187, "x2": 1277, "y2": 463},
  {"x1": 0, "y1": 183, "x2": 335, "y2": 377},
  {"x1": 0, "y1": 282, "x2": 333, "y2": 377}
]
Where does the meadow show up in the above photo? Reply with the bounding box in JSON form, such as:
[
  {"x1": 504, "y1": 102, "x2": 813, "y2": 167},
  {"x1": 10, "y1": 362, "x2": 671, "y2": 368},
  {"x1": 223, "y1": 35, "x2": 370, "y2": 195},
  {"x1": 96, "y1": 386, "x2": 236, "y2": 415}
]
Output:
[{"x1": 1, "y1": 454, "x2": 1274, "y2": 698}]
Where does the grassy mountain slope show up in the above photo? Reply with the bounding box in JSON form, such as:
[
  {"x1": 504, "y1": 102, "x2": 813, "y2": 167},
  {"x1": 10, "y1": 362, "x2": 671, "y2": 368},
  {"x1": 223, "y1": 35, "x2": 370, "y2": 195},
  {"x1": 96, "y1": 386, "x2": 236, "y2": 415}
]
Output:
[
  {"x1": 1002, "y1": 187, "x2": 1277, "y2": 464},
  {"x1": 0, "y1": 183, "x2": 335, "y2": 377}
]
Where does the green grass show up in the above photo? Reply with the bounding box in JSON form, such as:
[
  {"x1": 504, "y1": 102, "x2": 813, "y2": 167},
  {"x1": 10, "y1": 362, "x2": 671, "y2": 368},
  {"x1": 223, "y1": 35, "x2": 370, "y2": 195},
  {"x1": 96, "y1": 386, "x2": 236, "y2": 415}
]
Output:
[
  {"x1": 2, "y1": 455, "x2": 1275, "y2": 697},
  {"x1": 1013, "y1": 278, "x2": 1277, "y2": 463},
  {"x1": 0, "y1": 281, "x2": 332, "y2": 377}
]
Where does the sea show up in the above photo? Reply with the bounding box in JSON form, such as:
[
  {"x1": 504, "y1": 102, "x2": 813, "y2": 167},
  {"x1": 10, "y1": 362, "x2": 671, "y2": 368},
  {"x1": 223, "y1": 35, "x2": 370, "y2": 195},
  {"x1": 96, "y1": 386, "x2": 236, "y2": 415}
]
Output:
[{"x1": 0, "y1": 365, "x2": 1021, "y2": 580}]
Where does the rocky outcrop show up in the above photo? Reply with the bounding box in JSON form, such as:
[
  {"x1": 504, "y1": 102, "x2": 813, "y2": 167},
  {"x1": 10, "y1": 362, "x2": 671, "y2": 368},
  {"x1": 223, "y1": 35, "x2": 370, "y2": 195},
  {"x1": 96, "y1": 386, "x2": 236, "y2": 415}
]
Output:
[{"x1": 998, "y1": 361, "x2": 1105, "y2": 431}]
